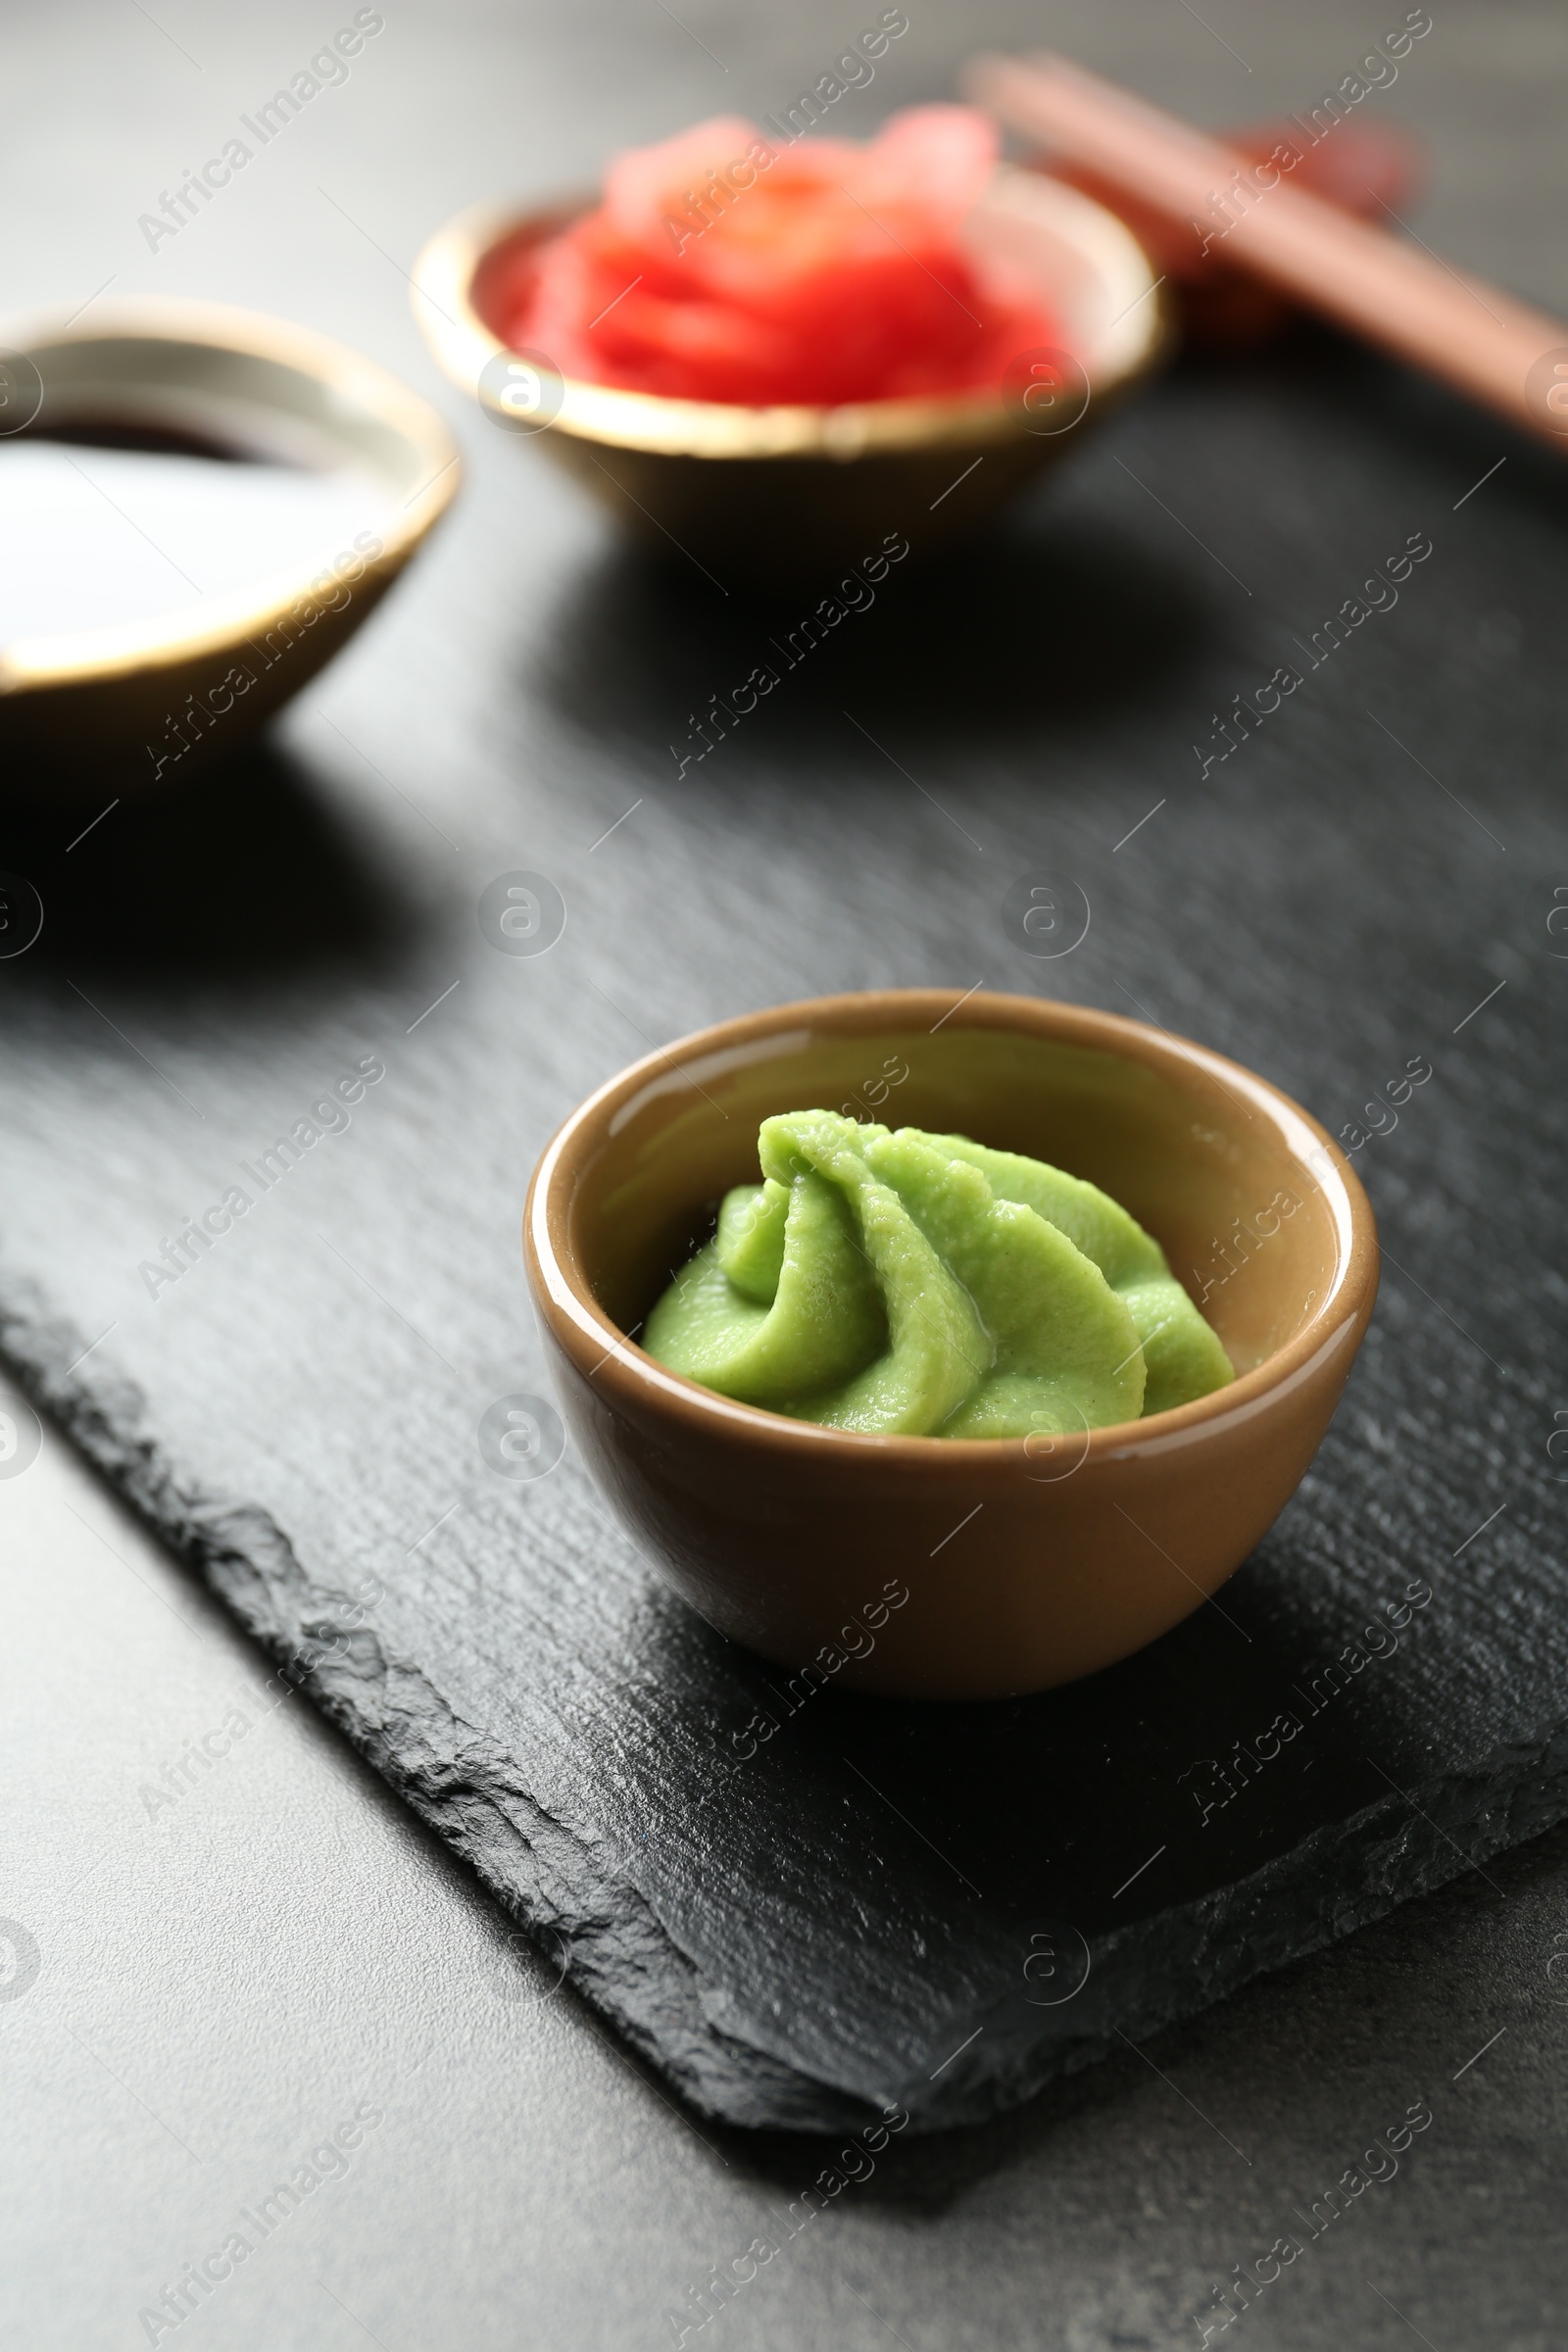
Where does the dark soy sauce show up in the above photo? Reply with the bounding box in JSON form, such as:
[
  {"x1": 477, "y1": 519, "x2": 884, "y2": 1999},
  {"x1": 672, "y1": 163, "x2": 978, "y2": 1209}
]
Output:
[{"x1": 0, "y1": 422, "x2": 388, "y2": 645}]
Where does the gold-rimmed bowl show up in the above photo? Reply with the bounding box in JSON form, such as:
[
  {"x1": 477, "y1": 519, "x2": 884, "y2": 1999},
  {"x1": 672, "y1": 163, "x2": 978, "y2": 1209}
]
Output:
[
  {"x1": 412, "y1": 169, "x2": 1165, "y2": 582},
  {"x1": 524, "y1": 990, "x2": 1380, "y2": 1700},
  {"x1": 0, "y1": 301, "x2": 460, "y2": 795}
]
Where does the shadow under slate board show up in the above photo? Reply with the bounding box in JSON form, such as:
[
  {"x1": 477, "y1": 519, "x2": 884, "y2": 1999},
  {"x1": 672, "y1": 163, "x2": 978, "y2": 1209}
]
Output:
[{"x1": 2, "y1": 337, "x2": 1565, "y2": 2133}]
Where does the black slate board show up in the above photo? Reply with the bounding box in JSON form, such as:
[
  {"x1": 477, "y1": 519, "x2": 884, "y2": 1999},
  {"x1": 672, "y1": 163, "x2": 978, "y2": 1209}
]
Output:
[{"x1": 3, "y1": 334, "x2": 1566, "y2": 2132}]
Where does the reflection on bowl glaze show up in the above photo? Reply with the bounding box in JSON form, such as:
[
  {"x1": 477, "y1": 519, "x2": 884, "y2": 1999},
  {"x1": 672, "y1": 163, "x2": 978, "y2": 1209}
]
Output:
[{"x1": 523, "y1": 990, "x2": 1379, "y2": 1700}]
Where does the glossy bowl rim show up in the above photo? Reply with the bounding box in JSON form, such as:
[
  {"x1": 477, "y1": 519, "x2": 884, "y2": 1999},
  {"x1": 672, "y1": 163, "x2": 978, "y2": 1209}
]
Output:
[
  {"x1": 524, "y1": 988, "x2": 1379, "y2": 1468},
  {"x1": 0, "y1": 297, "x2": 461, "y2": 697},
  {"x1": 411, "y1": 169, "x2": 1166, "y2": 460}
]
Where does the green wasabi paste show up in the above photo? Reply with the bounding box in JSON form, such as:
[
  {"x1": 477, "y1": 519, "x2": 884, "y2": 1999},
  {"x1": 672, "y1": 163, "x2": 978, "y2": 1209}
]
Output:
[{"x1": 644, "y1": 1110, "x2": 1234, "y2": 1439}]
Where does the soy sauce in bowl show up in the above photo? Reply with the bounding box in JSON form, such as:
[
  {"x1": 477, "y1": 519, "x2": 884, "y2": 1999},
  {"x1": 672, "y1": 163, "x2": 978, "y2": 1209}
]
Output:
[
  {"x1": 0, "y1": 307, "x2": 459, "y2": 792},
  {"x1": 0, "y1": 420, "x2": 389, "y2": 647}
]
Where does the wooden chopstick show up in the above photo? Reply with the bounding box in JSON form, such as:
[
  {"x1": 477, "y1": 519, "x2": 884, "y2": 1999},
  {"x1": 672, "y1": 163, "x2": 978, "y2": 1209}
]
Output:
[{"x1": 965, "y1": 49, "x2": 1568, "y2": 450}]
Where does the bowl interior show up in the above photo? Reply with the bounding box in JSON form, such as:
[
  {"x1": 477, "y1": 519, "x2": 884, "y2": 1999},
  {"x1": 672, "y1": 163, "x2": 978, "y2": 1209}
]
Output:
[
  {"x1": 564, "y1": 1006, "x2": 1347, "y2": 1395},
  {"x1": 469, "y1": 205, "x2": 575, "y2": 352},
  {"x1": 0, "y1": 305, "x2": 458, "y2": 682},
  {"x1": 416, "y1": 170, "x2": 1161, "y2": 468},
  {"x1": 17, "y1": 321, "x2": 434, "y2": 498},
  {"x1": 468, "y1": 170, "x2": 1153, "y2": 387}
]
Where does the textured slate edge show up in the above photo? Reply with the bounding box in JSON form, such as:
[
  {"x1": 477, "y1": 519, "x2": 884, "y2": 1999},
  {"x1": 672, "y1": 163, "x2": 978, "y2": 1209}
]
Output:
[
  {"x1": 5, "y1": 1272, "x2": 1563, "y2": 2137},
  {"x1": 0, "y1": 1275, "x2": 851, "y2": 2136},
  {"x1": 896, "y1": 1744, "x2": 1568, "y2": 2132}
]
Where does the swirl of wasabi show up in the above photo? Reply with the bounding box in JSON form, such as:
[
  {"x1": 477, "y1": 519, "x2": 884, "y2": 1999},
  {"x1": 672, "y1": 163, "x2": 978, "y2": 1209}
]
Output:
[{"x1": 643, "y1": 1110, "x2": 1234, "y2": 1439}]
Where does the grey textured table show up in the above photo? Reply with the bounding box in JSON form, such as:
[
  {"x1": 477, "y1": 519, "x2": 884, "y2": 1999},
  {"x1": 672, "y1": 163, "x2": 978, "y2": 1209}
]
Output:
[{"x1": 5, "y1": 2, "x2": 1568, "y2": 2345}]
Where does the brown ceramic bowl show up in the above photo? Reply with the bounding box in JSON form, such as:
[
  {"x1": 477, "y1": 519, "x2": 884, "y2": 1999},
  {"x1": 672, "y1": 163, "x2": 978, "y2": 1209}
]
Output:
[
  {"x1": 523, "y1": 990, "x2": 1378, "y2": 1699},
  {"x1": 0, "y1": 301, "x2": 459, "y2": 795},
  {"x1": 411, "y1": 170, "x2": 1165, "y2": 582}
]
